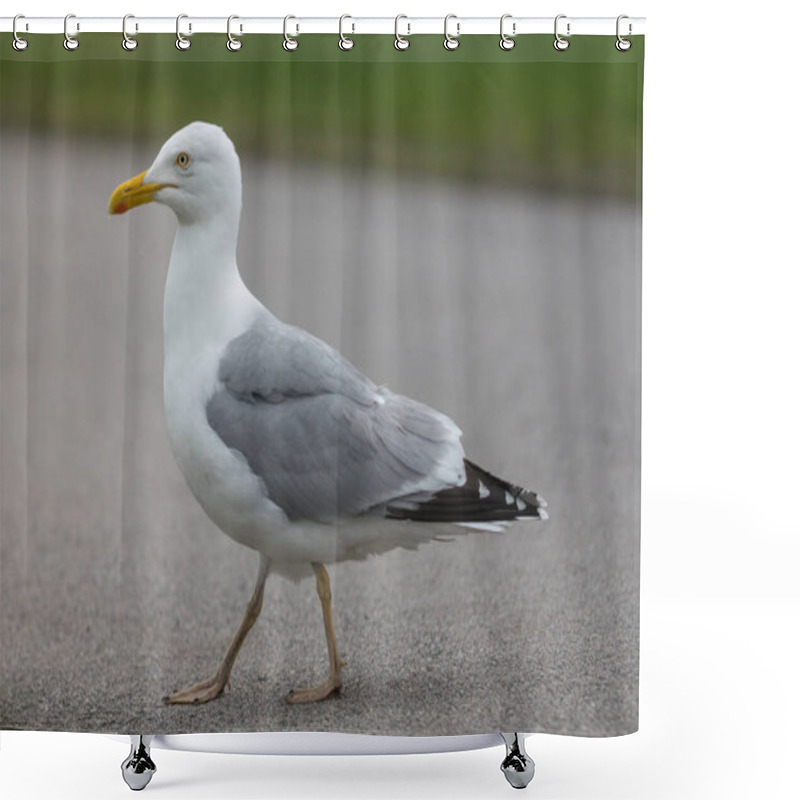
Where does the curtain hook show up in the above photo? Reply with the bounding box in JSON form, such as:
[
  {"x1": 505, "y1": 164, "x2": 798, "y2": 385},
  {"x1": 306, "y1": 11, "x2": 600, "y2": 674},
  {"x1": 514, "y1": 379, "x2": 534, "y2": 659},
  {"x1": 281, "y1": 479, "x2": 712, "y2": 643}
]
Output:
[
  {"x1": 176, "y1": 14, "x2": 191, "y2": 50},
  {"x1": 227, "y1": 15, "x2": 243, "y2": 51},
  {"x1": 499, "y1": 14, "x2": 516, "y2": 51},
  {"x1": 443, "y1": 14, "x2": 460, "y2": 51},
  {"x1": 394, "y1": 15, "x2": 410, "y2": 51},
  {"x1": 616, "y1": 15, "x2": 632, "y2": 51},
  {"x1": 64, "y1": 13, "x2": 79, "y2": 51},
  {"x1": 122, "y1": 14, "x2": 138, "y2": 51},
  {"x1": 554, "y1": 14, "x2": 570, "y2": 51},
  {"x1": 339, "y1": 14, "x2": 354, "y2": 51},
  {"x1": 12, "y1": 14, "x2": 28, "y2": 51},
  {"x1": 283, "y1": 15, "x2": 299, "y2": 51}
]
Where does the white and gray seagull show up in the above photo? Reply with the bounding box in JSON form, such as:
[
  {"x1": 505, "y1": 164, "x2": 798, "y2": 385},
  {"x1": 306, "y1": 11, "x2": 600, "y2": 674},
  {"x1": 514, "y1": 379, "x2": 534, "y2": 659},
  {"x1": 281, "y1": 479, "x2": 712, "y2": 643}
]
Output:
[{"x1": 108, "y1": 121, "x2": 547, "y2": 706}]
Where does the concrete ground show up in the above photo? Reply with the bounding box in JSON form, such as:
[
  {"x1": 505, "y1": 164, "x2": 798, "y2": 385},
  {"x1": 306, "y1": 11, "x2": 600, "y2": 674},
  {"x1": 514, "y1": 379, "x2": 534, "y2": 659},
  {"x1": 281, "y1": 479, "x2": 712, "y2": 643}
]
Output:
[{"x1": 0, "y1": 129, "x2": 639, "y2": 737}]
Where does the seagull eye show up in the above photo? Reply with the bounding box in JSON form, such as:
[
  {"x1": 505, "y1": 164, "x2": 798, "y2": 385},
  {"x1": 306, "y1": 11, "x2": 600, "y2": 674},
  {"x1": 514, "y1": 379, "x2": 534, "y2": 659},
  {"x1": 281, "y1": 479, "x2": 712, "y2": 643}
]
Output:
[{"x1": 175, "y1": 152, "x2": 190, "y2": 169}]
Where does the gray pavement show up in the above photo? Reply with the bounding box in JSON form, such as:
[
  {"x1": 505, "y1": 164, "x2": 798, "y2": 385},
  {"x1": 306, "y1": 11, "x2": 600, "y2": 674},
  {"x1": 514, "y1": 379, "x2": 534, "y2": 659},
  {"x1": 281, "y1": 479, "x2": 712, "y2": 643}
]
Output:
[{"x1": 0, "y1": 129, "x2": 639, "y2": 737}]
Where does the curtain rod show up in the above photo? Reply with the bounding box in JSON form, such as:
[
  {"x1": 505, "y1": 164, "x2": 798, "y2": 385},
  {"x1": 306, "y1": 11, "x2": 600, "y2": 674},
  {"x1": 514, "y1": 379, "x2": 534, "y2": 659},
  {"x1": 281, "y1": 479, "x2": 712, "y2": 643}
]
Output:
[{"x1": 1, "y1": 16, "x2": 646, "y2": 38}]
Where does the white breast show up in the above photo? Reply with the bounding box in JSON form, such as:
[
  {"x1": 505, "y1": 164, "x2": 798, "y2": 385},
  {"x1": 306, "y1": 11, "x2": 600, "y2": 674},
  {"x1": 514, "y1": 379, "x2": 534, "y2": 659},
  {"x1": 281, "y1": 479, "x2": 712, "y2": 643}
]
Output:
[{"x1": 162, "y1": 234, "x2": 290, "y2": 552}]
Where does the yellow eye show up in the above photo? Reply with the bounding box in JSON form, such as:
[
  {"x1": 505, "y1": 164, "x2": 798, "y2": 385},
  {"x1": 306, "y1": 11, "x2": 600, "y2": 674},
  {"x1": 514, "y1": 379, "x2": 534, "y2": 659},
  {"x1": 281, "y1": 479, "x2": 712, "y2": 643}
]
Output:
[{"x1": 175, "y1": 152, "x2": 190, "y2": 168}]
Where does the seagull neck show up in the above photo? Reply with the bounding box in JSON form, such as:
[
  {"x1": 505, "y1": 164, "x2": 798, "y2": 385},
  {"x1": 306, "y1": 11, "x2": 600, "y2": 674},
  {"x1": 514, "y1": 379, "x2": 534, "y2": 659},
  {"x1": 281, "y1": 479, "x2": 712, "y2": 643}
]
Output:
[
  {"x1": 165, "y1": 217, "x2": 253, "y2": 345},
  {"x1": 170, "y1": 214, "x2": 242, "y2": 286}
]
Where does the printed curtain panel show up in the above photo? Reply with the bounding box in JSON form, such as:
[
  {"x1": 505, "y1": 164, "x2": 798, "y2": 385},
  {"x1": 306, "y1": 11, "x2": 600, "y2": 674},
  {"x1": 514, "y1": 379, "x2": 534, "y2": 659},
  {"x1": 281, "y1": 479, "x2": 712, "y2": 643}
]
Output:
[{"x1": 0, "y1": 30, "x2": 642, "y2": 738}]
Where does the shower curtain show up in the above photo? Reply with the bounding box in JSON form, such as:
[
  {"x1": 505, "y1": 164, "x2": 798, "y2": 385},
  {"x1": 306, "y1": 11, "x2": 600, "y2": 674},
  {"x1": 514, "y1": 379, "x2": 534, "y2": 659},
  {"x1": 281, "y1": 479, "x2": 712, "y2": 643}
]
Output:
[{"x1": 0, "y1": 27, "x2": 643, "y2": 739}]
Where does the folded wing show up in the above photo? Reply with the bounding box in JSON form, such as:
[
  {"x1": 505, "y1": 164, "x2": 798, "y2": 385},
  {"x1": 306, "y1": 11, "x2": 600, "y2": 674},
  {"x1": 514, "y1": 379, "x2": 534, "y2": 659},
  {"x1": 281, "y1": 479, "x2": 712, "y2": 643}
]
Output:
[{"x1": 206, "y1": 315, "x2": 466, "y2": 522}]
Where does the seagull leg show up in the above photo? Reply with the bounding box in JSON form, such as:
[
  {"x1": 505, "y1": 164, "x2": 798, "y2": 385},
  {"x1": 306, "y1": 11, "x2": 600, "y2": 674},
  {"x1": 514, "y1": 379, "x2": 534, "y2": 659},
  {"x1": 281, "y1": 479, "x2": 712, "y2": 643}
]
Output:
[
  {"x1": 287, "y1": 562, "x2": 345, "y2": 704},
  {"x1": 165, "y1": 554, "x2": 270, "y2": 705}
]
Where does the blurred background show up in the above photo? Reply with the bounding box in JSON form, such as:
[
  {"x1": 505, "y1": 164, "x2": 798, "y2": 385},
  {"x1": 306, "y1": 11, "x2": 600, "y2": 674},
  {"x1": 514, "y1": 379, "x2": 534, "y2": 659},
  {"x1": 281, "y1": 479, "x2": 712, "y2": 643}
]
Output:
[
  {"x1": 0, "y1": 33, "x2": 640, "y2": 197},
  {"x1": 0, "y1": 16, "x2": 650, "y2": 792}
]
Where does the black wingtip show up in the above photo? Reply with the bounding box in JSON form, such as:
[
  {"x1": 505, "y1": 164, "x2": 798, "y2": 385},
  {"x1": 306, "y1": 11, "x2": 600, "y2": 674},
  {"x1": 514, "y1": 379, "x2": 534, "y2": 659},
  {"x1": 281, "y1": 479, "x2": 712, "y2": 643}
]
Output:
[{"x1": 386, "y1": 459, "x2": 547, "y2": 524}]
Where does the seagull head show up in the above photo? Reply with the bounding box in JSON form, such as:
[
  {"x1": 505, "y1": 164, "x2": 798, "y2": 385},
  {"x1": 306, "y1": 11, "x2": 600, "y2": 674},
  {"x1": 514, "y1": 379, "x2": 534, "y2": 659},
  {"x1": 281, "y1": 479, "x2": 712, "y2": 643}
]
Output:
[{"x1": 108, "y1": 121, "x2": 242, "y2": 226}]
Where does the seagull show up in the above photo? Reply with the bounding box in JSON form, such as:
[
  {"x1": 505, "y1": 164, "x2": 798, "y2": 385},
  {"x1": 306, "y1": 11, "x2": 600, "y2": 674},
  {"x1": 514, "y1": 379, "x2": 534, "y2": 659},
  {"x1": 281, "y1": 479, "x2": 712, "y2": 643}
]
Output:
[{"x1": 108, "y1": 121, "x2": 547, "y2": 706}]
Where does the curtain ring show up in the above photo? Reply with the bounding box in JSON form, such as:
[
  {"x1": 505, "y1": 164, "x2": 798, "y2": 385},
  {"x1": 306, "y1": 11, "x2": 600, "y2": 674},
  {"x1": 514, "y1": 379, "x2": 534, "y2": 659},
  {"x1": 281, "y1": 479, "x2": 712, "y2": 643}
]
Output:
[
  {"x1": 616, "y1": 15, "x2": 632, "y2": 51},
  {"x1": 283, "y1": 15, "x2": 299, "y2": 51},
  {"x1": 63, "y1": 13, "x2": 79, "y2": 51},
  {"x1": 553, "y1": 14, "x2": 570, "y2": 51},
  {"x1": 339, "y1": 14, "x2": 354, "y2": 51},
  {"x1": 227, "y1": 15, "x2": 242, "y2": 51},
  {"x1": 443, "y1": 14, "x2": 460, "y2": 51},
  {"x1": 499, "y1": 14, "x2": 516, "y2": 51},
  {"x1": 176, "y1": 14, "x2": 191, "y2": 50},
  {"x1": 394, "y1": 15, "x2": 410, "y2": 51},
  {"x1": 12, "y1": 14, "x2": 28, "y2": 51},
  {"x1": 122, "y1": 14, "x2": 138, "y2": 51}
]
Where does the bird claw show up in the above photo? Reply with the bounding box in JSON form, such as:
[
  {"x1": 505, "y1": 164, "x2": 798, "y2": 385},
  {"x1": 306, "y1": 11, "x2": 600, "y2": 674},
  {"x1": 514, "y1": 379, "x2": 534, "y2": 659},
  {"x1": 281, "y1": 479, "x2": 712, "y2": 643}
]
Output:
[
  {"x1": 164, "y1": 675, "x2": 227, "y2": 705},
  {"x1": 286, "y1": 677, "x2": 343, "y2": 704}
]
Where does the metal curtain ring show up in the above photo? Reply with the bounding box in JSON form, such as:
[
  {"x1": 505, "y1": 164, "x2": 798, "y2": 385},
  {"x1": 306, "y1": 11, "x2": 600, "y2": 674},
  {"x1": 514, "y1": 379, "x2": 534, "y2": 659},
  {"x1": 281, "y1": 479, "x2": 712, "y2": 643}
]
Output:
[
  {"x1": 499, "y1": 14, "x2": 515, "y2": 50},
  {"x1": 176, "y1": 14, "x2": 191, "y2": 50},
  {"x1": 12, "y1": 14, "x2": 28, "y2": 51},
  {"x1": 63, "y1": 13, "x2": 79, "y2": 51},
  {"x1": 227, "y1": 15, "x2": 242, "y2": 51},
  {"x1": 616, "y1": 15, "x2": 632, "y2": 51},
  {"x1": 443, "y1": 14, "x2": 460, "y2": 51},
  {"x1": 394, "y1": 15, "x2": 410, "y2": 50},
  {"x1": 554, "y1": 14, "x2": 570, "y2": 51},
  {"x1": 122, "y1": 14, "x2": 138, "y2": 51},
  {"x1": 339, "y1": 14, "x2": 354, "y2": 50},
  {"x1": 283, "y1": 15, "x2": 299, "y2": 51}
]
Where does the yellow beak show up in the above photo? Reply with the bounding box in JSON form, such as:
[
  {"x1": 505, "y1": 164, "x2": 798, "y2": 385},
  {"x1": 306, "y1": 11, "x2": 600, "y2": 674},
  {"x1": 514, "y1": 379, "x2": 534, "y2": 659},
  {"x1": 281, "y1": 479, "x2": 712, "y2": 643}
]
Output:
[{"x1": 108, "y1": 171, "x2": 174, "y2": 215}]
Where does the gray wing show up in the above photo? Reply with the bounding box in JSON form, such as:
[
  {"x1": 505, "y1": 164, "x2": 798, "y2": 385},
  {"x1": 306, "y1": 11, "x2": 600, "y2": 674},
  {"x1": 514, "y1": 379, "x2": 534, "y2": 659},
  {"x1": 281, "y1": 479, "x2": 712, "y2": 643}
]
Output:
[{"x1": 206, "y1": 316, "x2": 465, "y2": 522}]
